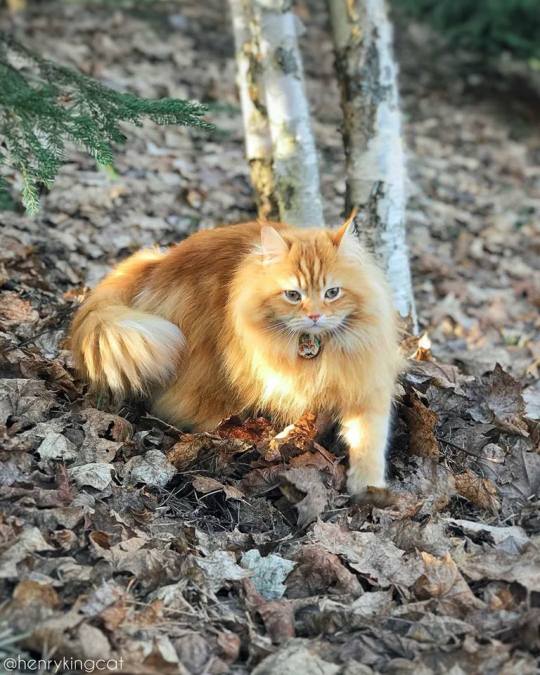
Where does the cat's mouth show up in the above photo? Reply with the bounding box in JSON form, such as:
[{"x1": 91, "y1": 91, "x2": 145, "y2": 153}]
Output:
[{"x1": 269, "y1": 316, "x2": 350, "y2": 339}]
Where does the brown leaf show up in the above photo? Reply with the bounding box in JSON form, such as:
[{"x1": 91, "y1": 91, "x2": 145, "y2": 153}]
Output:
[
  {"x1": 455, "y1": 546, "x2": 540, "y2": 592},
  {"x1": 216, "y1": 631, "x2": 241, "y2": 665},
  {"x1": 289, "y1": 445, "x2": 346, "y2": 491},
  {"x1": 404, "y1": 394, "x2": 439, "y2": 458},
  {"x1": 243, "y1": 578, "x2": 295, "y2": 644},
  {"x1": 223, "y1": 484, "x2": 245, "y2": 500},
  {"x1": 313, "y1": 520, "x2": 422, "y2": 588},
  {"x1": 280, "y1": 467, "x2": 329, "y2": 527},
  {"x1": 0, "y1": 526, "x2": 54, "y2": 579},
  {"x1": 251, "y1": 640, "x2": 340, "y2": 674},
  {"x1": 167, "y1": 434, "x2": 214, "y2": 470},
  {"x1": 100, "y1": 601, "x2": 128, "y2": 632},
  {"x1": 0, "y1": 291, "x2": 39, "y2": 326},
  {"x1": 0, "y1": 378, "x2": 56, "y2": 429},
  {"x1": 192, "y1": 475, "x2": 245, "y2": 500},
  {"x1": 12, "y1": 579, "x2": 60, "y2": 609},
  {"x1": 455, "y1": 469, "x2": 500, "y2": 512},
  {"x1": 192, "y1": 475, "x2": 225, "y2": 494},
  {"x1": 217, "y1": 415, "x2": 275, "y2": 443},
  {"x1": 414, "y1": 552, "x2": 484, "y2": 616},
  {"x1": 81, "y1": 408, "x2": 133, "y2": 442},
  {"x1": 258, "y1": 600, "x2": 295, "y2": 644},
  {"x1": 287, "y1": 545, "x2": 362, "y2": 598},
  {"x1": 240, "y1": 464, "x2": 285, "y2": 496},
  {"x1": 484, "y1": 364, "x2": 528, "y2": 435},
  {"x1": 264, "y1": 413, "x2": 318, "y2": 462}
]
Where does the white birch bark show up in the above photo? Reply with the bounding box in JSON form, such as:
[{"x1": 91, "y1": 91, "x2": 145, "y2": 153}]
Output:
[
  {"x1": 254, "y1": 0, "x2": 324, "y2": 227},
  {"x1": 328, "y1": 0, "x2": 417, "y2": 329},
  {"x1": 229, "y1": 0, "x2": 278, "y2": 220}
]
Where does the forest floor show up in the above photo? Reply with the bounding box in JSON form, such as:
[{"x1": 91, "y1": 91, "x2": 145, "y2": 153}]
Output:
[{"x1": 0, "y1": 1, "x2": 539, "y2": 673}]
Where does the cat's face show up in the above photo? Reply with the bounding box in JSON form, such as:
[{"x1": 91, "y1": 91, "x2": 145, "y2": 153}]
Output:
[{"x1": 244, "y1": 223, "x2": 380, "y2": 349}]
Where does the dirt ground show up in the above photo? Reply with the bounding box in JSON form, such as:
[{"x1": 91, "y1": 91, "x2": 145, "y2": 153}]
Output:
[{"x1": 0, "y1": 1, "x2": 539, "y2": 673}]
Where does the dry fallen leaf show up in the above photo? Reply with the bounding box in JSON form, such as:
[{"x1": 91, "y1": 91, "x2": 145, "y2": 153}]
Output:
[
  {"x1": 11, "y1": 579, "x2": 60, "y2": 609},
  {"x1": 192, "y1": 475, "x2": 226, "y2": 494},
  {"x1": 454, "y1": 469, "x2": 500, "y2": 512},
  {"x1": 69, "y1": 462, "x2": 113, "y2": 490},
  {"x1": 241, "y1": 549, "x2": 296, "y2": 601},
  {"x1": 287, "y1": 544, "x2": 362, "y2": 598},
  {"x1": 124, "y1": 450, "x2": 176, "y2": 488},
  {"x1": 280, "y1": 467, "x2": 329, "y2": 527},
  {"x1": 252, "y1": 640, "x2": 340, "y2": 675},
  {"x1": 414, "y1": 552, "x2": 484, "y2": 616},
  {"x1": 312, "y1": 520, "x2": 422, "y2": 588},
  {"x1": 0, "y1": 291, "x2": 39, "y2": 326},
  {"x1": 196, "y1": 550, "x2": 250, "y2": 591},
  {"x1": 404, "y1": 394, "x2": 439, "y2": 458}
]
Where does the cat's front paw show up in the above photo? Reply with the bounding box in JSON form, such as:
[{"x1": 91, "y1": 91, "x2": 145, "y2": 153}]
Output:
[{"x1": 347, "y1": 464, "x2": 386, "y2": 498}]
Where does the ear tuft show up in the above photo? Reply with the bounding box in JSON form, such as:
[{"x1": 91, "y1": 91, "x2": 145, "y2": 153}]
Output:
[
  {"x1": 333, "y1": 207, "x2": 358, "y2": 246},
  {"x1": 260, "y1": 226, "x2": 289, "y2": 260},
  {"x1": 334, "y1": 208, "x2": 361, "y2": 257}
]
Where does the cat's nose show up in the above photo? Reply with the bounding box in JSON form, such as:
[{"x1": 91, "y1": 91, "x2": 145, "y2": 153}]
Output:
[{"x1": 308, "y1": 313, "x2": 321, "y2": 323}]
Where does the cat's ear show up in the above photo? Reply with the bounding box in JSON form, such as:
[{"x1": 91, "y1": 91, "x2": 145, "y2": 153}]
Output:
[
  {"x1": 260, "y1": 226, "x2": 288, "y2": 261},
  {"x1": 334, "y1": 208, "x2": 360, "y2": 256}
]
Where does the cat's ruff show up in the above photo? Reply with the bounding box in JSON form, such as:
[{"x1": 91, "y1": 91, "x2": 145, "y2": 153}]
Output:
[{"x1": 70, "y1": 220, "x2": 402, "y2": 496}]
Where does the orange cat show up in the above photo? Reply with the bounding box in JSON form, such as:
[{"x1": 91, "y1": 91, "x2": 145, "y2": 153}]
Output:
[{"x1": 70, "y1": 220, "x2": 403, "y2": 495}]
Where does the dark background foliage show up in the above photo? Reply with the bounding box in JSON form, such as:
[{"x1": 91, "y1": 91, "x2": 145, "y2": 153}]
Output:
[{"x1": 394, "y1": 0, "x2": 540, "y2": 60}]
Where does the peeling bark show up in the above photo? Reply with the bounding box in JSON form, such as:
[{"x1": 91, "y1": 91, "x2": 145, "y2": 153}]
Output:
[
  {"x1": 328, "y1": 0, "x2": 417, "y2": 328},
  {"x1": 254, "y1": 0, "x2": 324, "y2": 226},
  {"x1": 229, "y1": 0, "x2": 279, "y2": 219}
]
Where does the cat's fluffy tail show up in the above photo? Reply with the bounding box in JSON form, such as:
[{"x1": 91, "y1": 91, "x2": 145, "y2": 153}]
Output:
[{"x1": 70, "y1": 251, "x2": 184, "y2": 397}]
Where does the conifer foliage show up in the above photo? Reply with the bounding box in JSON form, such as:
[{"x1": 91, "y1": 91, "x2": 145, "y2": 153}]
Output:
[
  {"x1": 0, "y1": 33, "x2": 212, "y2": 213},
  {"x1": 394, "y1": 0, "x2": 540, "y2": 61}
]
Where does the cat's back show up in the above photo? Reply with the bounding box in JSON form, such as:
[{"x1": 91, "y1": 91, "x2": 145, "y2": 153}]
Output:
[
  {"x1": 157, "y1": 220, "x2": 281, "y2": 287},
  {"x1": 137, "y1": 221, "x2": 285, "y2": 326}
]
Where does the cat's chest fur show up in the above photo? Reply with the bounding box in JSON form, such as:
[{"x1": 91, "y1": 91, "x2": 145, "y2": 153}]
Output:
[{"x1": 223, "y1": 333, "x2": 370, "y2": 421}]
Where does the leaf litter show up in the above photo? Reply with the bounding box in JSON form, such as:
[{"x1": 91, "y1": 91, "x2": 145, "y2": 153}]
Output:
[{"x1": 0, "y1": 0, "x2": 539, "y2": 672}]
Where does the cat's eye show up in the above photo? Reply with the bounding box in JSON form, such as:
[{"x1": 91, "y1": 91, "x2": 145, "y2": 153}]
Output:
[
  {"x1": 325, "y1": 287, "x2": 341, "y2": 300},
  {"x1": 283, "y1": 290, "x2": 302, "y2": 303}
]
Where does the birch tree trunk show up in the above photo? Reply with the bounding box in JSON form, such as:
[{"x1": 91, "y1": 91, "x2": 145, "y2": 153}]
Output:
[
  {"x1": 254, "y1": 0, "x2": 324, "y2": 226},
  {"x1": 229, "y1": 0, "x2": 278, "y2": 220},
  {"x1": 328, "y1": 0, "x2": 417, "y2": 328}
]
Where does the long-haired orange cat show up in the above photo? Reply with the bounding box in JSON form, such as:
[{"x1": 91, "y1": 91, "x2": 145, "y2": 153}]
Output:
[{"x1": 70, "y1": 220, "x2": 402, "y2": 496}]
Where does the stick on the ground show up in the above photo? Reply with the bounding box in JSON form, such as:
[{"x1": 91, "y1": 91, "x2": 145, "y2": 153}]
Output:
[
  {"x1": 328, "y1": 0, "x2": 417, "y2": 329},
  {"x1": 254, "y1": 0, "x2": 324, "y2": 226},
  {"x1": 229, "y1": 0, "x2": 279, "y2": 220}
]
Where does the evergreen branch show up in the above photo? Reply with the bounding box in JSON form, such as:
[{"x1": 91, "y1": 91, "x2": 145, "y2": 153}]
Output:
[
  {"x1": 0, "y1": 33, "x2": 213, "y2": 213},
  {"x1": 394, "y1": 0, "x2": 540, "y2": 61}
]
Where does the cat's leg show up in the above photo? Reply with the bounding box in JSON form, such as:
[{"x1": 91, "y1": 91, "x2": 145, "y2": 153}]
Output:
[{"x1": 341, "y1": 403, "x2": 392, "y2": 496}]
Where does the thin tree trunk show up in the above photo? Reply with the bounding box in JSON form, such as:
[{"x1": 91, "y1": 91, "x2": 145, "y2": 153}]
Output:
[
  {"x1": 229, "y1": 0, "x2": 279, "y2": 220},
  {"x1": 254, "y1": 0, "x2": 324, "y2": 227},
  {"x1": 7, "y1": 0, "x2": 26, "y2": 11},
  {"x1": 328, "y1": 0, "x2": 417, "y2": 329}
]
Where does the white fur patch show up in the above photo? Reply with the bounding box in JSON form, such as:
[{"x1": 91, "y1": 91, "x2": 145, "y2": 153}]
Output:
[
  {"x1": 117, "y1": 314, "x2": 186, "y2": 367},
  {"x1": 119, "y1": 316, "x2": 185, "y2": 352}
]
